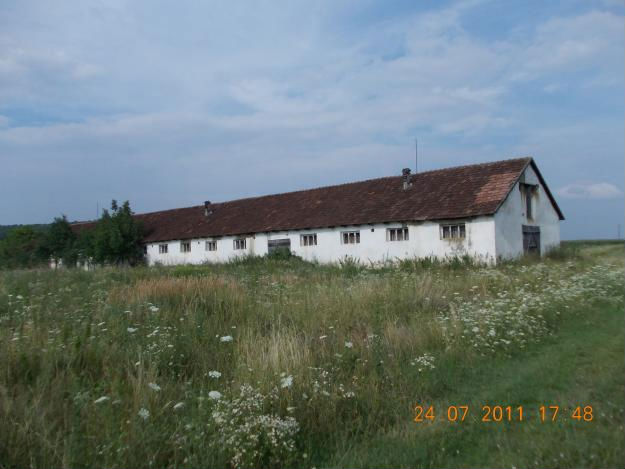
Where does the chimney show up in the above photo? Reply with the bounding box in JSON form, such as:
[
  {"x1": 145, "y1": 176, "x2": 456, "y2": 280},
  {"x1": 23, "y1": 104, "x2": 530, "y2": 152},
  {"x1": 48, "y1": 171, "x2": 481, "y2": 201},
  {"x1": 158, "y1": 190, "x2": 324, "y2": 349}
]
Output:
[
  {"x1": 204, "y1": 200, "x2": 213, "y2": 216},
  {"x1": 402, "y1": 168, "x2": 412, "y2": 190}
]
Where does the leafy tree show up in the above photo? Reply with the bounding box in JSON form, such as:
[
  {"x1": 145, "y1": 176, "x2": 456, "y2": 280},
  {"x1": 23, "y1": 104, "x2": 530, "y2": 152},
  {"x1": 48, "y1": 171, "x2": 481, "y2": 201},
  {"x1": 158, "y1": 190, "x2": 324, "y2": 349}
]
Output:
[
  {"x1": 92, "y1": 200, "x2": 144, "y2": 266},
  {"x1": 75, "y1": 227, "x2": 96, "y2": 263},
  {"x1": 46, "y1": 215, "x2": 78, "y2": 266},
  {"x1": 0, "y1": 200, "x2": 144, "y2": 270},
  {"x1": 0, "y1": 226, "x2": 49, "y2": 269},
  {"x1": 92, "y1": 208, "x2": 113, "y2": 264},
  {"x1": 0, "y1": 223, "x2": 48, "y2": 240}
]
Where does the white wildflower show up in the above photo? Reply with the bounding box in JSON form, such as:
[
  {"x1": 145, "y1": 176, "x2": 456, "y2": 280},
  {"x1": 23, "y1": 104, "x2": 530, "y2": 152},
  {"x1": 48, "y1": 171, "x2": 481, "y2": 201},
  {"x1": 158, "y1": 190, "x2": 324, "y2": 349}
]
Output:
[
  {"x1": 344, "y1": 341, "x2": 353, "y2": 348},
  {"x1": 220, "y1": 335, "x2": 233, "y2": 342},
  {"x1": 319, "y1": 335, "x2": 327, "y2": 340},
  {"x1": 209, "y1": 384, "x2": 299, "y2": 467},
  {"x1": 127, "y1": 327, "x2": 138, "y2": 333},
  {"x1": 208, "y1": 370, "x2": 222, "y2": 378},
  {"x1": 138, "y1": 408, "x2": 150, "y2": 420},
  {"x1": 173, "y1": 402, "x2": 185, "y2": 410},
  {"x1": 148, "y1": 305, "x2": 160, "y2": 312},
  {"x1": 280, "y1": 375, "x2": 293, "y2": 388},
  {"x1": 94, "y1": 396, "x2": 110, "y2": 404},
  {"x1": 413, "y1": 353, "x2": 436, "y2": 371},
  {"x1": 148, "y1": 382, "x2": 161, "y2": 392},
  {"x1": 208, "y1": 390, "x2": 222, "y2": 400},
  {"x1": 212, "y1": 410, "x2": 225, "y2": 424}
]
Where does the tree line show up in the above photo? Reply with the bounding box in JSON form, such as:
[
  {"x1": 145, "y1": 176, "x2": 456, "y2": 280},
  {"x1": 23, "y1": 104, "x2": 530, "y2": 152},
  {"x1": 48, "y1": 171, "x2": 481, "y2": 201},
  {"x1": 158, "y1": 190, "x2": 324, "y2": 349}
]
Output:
[{"x1": 0, "y1": 201, "x2": 144, "y2": 269}]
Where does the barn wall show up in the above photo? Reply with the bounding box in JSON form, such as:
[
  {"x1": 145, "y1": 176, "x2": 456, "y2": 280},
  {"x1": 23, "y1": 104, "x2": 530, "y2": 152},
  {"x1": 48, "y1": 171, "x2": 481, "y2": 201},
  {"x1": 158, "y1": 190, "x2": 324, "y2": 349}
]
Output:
[
  {"x1": 145, "y1": 235, "x2": 252, "y2": 266},
  {"x1": 494, "y1": 164, "x2": 561, "y2": 259},
  {"x1": 144, "y1": 217, "x2": 497, "y2": 266},
  {"x1": 412, "y1": 217, "x2": 496, "y2": 262}
]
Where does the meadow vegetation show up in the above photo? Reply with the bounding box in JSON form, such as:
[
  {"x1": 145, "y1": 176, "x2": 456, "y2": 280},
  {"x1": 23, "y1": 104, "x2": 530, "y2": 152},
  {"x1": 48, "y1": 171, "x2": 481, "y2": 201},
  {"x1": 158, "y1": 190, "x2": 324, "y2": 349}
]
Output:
[{"x1": 0, "y1": 242, "x2": 623, "y2": 468}]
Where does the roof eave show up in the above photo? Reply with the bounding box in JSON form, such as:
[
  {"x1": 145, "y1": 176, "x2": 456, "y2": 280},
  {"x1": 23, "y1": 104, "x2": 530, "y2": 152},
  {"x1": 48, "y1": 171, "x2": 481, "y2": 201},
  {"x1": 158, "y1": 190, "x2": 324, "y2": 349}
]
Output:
[{"x1": 529, "y1": 160, "x2": 565, "y2": 220}]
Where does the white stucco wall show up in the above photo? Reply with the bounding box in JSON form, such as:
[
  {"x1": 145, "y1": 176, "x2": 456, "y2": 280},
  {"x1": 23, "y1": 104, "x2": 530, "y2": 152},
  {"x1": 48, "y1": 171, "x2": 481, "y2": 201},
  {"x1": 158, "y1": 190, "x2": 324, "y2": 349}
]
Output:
[
  {"x1": 144, "y1": 217, "x2": 497, "y2": 266},
  {"x1": 494, "y1": 164, "x2": 561, "y2": 259},
  {"x1": 145, "y1": 236, "x2": 253, "y2": 266}
]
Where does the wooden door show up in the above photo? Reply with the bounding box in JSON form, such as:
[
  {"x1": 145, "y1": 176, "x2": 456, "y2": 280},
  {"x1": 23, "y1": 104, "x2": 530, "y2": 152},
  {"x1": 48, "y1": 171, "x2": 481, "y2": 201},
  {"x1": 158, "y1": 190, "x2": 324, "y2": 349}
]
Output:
[{"x1": 522, "y1": 225, "x2": 540, "y2": 255}]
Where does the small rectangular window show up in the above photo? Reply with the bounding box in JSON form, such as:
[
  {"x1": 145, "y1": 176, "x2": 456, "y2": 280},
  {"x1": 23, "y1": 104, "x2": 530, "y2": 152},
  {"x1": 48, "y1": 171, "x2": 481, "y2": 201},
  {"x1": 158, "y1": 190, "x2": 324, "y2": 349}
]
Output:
[
  {"x1": 341, "y1": 231, "x2": 360, "y2": 244},
  {"x1": 159, "y1": 244, "x2": 168, "y2": 254},
  {"x1": 206, "y1": 240, "x2": 217, "y2": 251},
  {"x1": 386, "y1": 227, "x2": 409, "y2": 242},
  {"x1": 233, "y1": 238, "x2": 246, "y2": 250},
  {"x1": 442, "y1": 226, "x2": 450, "y2": 239},
  {"x1": 521, "y1": 183, "x2": 537, "y2": 220},
  {"x1": 180, "y1": 241, "x2": 191, "y2": 253},
  {"x1": 300, "y1": 234, "x2": 317, "y2": 246},
  {"x1": 440, "y1": 223, "x2": 466, "y2": 240}
]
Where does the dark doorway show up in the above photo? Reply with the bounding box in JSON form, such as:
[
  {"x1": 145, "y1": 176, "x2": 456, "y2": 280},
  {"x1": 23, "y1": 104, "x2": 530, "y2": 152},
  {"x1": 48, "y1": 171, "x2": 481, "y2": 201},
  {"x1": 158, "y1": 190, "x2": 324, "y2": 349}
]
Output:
[
  {"x1": 268, "y1": 238, "x2": 291, "y2": 256},
  {"x1": 522, "y1": 225, "x2": 540, "y2": 255}
]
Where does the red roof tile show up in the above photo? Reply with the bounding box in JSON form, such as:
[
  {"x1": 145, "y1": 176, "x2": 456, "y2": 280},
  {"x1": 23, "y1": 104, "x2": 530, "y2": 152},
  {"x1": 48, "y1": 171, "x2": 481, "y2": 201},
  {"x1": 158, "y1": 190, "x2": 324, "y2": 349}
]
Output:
[{"x1": 73, "y1": 157, "x2": 564, "y2": 243}]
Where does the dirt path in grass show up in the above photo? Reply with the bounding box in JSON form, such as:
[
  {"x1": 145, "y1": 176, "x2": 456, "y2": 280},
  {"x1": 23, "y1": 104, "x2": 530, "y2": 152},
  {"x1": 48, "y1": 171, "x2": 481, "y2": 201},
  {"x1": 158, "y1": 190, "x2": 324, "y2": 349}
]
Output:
[{"x1": 333, "y1": 294, "x2": 625, "y2": 468}]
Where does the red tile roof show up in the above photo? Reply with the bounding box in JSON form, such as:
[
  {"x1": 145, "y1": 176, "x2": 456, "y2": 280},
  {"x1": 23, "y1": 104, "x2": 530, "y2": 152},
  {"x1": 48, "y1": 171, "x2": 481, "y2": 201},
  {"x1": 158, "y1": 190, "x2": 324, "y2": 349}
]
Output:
[{"x1": 72, "y1": 157, "x2": 564, "y2": 243}]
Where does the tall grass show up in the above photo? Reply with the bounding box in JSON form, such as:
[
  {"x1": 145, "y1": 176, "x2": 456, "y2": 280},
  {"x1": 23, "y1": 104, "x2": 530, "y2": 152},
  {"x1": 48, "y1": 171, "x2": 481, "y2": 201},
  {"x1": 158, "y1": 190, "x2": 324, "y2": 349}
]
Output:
[{"x1": 0, "y1": 244, "x2": 623, "y2": 468}]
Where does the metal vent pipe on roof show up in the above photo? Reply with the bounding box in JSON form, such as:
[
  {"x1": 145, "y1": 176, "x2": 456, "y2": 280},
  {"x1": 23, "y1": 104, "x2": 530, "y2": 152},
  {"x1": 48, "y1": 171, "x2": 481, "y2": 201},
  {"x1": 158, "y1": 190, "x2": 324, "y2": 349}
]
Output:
[{"x1": 402, "y1": 168, "x2": 412, "y2": 190}]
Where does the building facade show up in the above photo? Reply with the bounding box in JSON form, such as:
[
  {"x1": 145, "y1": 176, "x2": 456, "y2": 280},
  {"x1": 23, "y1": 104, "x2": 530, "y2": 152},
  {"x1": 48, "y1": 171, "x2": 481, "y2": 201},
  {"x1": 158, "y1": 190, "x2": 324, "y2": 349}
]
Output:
[{"x1": 125, "y1": 157, "x2": 563, "y2": 266}]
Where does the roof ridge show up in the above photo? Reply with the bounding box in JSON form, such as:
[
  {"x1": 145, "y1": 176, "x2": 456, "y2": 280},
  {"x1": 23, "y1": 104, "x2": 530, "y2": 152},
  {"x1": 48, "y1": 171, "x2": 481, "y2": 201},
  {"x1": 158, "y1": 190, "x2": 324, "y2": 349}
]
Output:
[
  {"x1": 135, "y1": 205, "x2": 202, "y2": 217},
  {"x1": 413, "y1": 156, "x2": 532, "y2": 177},
  {"x1": 131, "y1": 156, "x2": 533, "y2": 218}
]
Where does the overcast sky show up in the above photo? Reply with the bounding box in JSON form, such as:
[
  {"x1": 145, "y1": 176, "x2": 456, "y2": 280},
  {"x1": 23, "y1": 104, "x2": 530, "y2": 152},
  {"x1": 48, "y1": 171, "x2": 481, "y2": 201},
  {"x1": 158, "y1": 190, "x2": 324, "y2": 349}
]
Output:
[{"x1": 1, "y1": 0, "x2": 623, "y2": 239}]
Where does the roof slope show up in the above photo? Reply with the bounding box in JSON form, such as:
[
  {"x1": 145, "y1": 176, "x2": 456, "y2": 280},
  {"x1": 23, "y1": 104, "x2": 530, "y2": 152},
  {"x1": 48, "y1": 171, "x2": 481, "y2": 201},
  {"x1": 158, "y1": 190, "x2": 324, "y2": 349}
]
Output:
[{"x1": 73, "y1": 157, "x2": 564, "y2": 243}]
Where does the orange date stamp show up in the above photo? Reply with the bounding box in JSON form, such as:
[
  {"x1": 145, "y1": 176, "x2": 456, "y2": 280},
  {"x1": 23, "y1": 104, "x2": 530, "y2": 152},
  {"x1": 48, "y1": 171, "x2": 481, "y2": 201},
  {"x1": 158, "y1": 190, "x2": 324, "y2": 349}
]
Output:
[{"x1": 413, "y1": 404, "x2": 594, "y2": 423}]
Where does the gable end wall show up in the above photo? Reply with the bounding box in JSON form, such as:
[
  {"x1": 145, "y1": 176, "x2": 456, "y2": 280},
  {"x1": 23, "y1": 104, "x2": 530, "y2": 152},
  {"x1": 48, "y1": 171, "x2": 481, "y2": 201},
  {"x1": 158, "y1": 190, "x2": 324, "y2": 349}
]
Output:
[{"x1": 494, "y1": 165, "x2": 561, "y2": 259}]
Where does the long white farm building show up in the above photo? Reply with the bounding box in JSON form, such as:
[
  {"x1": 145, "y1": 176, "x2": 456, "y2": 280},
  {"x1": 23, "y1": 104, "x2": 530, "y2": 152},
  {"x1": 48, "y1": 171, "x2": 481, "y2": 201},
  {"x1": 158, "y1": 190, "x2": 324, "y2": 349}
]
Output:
[{"x1": 74, "y1": 157, "x2": 564, "y2": 265}]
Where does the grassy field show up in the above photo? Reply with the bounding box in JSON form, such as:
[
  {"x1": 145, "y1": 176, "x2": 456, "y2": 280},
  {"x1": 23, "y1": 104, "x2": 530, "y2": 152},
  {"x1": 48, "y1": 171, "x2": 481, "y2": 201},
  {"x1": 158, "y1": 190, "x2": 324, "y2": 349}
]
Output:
[{"x1": 0, "y1": 242, "x2": 623, "y2": 468}]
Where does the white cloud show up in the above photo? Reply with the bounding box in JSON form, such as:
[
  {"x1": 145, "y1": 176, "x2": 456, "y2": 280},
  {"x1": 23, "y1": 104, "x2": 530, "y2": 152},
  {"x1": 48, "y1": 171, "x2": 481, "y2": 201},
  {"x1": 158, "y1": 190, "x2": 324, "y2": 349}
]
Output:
[
  {"x1": 0, "y1": 1, "x2": 622, "y2": 232},
  {"x1": 557, "y1": 182, "x2": 623, "y2": 200},
  {"x1": 512, "y1": 10, "x2": 624, "y2": 81},
  {"x1": 1, "y1": 3, "x2": 621, "y2": 139},
  {"x1": 543, "y1": 83, "x2": 563, "y2": 93}
]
